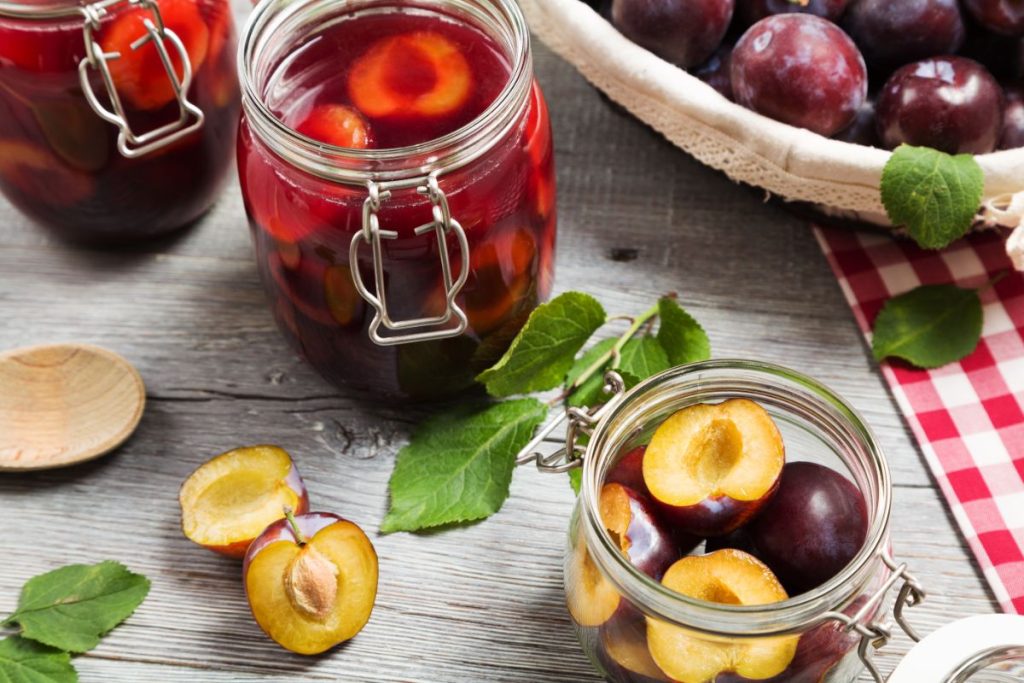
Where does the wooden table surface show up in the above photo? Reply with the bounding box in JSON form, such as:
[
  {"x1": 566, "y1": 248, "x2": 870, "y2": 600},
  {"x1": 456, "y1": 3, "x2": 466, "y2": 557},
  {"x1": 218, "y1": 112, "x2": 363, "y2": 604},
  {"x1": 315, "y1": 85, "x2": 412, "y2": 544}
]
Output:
[{"x1": 0, "y1": 11, "x2": 999, "y2": 681}]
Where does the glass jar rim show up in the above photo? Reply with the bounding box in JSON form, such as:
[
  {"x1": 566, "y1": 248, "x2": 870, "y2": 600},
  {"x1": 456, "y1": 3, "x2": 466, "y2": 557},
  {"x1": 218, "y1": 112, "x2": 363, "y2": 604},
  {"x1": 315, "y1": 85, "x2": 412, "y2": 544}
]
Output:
[
  {"x1": 579, "y1": 359, "x2": 893, "y2": 636},
  {"x1": 238, "y1": 0, "x2": 533, "y2": 185},
  {"x1": 0, "y1": 0, "x2": 94, "y2": 20}
]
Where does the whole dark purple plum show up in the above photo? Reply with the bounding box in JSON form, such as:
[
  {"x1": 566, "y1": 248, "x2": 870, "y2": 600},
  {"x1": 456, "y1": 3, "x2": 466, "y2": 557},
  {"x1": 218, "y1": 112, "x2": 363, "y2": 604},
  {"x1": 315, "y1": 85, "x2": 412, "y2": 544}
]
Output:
[
  {"x1": 693, "y1": 45, "x2": 734, "y2": 100},
  {"x1": 876, "y1": 56, "x2": 1004, "y2": 154},
  {"x1": 1002, "y1": 86, "x2": 1024, "y2": 150},
  {"x1": 963, "y1": 0, "x2": 1024, "y2": 35},
  {"x1": 843, "y1": 0, "x2": 965, "y2": 75},
  {"x1": 961, "y1": 21, "x2": 1024, "y2": 81},
  {"x1": 612, "y1": 0, "x2": 735, "y2": 68},
  {"x1": 746, "y1": 462, "x2": 868, "y2": 595},
  {"x1": 834, "y1": 99, "x2": 880, "y2": 147},
  {"x1": 731, "y1": 14, "x2": 867, "y2": 136}
]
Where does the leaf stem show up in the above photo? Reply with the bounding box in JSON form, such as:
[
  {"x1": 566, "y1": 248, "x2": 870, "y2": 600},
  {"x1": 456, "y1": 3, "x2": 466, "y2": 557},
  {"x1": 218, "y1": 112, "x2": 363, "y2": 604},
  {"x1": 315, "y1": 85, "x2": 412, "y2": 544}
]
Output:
[
  {"x1": 569, "y1": 303, "x2": 659, "y2": 393},
  {"x1": 283, "y1": 506, "x2": 308, "y2": 546},
  {"x1": 977, "y1": 270, "x2": 1009, "y2": 295}
]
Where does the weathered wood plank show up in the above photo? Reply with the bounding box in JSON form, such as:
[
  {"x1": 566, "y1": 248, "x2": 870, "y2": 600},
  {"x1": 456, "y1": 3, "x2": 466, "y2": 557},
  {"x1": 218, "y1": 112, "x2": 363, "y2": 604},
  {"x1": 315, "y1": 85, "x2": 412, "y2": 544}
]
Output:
[{"x1": 0, "y1": 6, "x2": 998, "y2": 680}]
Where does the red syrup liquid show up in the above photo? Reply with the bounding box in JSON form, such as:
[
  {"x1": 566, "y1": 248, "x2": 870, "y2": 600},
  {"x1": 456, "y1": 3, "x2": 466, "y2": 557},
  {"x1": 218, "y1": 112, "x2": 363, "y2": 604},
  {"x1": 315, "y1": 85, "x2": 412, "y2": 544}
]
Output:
[
  {"x1": 0, "y1": 0, "x2": 240, "y2": 241},
  {"x1": 238, "y1": 9, "x2": 556, "y2": 399}
]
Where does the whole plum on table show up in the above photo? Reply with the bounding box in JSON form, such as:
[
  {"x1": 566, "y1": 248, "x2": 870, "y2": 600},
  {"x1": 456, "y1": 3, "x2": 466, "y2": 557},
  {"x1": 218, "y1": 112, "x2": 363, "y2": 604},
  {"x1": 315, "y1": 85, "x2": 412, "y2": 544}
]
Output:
[
  {"x1": 731, "y1": 14, "x2": 867, "y2": 137},
  {"x1": 1002, "y1": 86, "x2": 1024, "y2": 150},
  {"x1": 842, "y1": 0, "x2": 965, "y2": 75},
  {"x1": 876, "y1": 56, "x2": 1004, "y2": 153},
  {"x1": 736, "y1": 0, "x2": 849, "y2": 27},
  {"x1": 611, "y1": 0, "x2": 734, "y2": 68},
  {"x1": 746, "y1": 462, "x2": 868, "y2": 595},
  {"x1": 963, "y1": 0, "x2": 1024, "y2": 35}
]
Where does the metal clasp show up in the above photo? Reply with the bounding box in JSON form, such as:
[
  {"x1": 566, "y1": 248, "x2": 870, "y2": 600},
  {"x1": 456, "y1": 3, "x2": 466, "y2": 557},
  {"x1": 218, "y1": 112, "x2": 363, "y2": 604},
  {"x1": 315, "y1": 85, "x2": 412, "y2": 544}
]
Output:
[
  {"x1": 349, "y1": 175, "x2": 470, "y2": 346},
  {"x1": 821, "y1": 549, "x2": 926, "y2": 683},
  {"x1": 78, "y1": 0, "x2": 204, "y2": 158},
  {"x1": 516, "y1": 371, "x2": 627, "y2": 474}
]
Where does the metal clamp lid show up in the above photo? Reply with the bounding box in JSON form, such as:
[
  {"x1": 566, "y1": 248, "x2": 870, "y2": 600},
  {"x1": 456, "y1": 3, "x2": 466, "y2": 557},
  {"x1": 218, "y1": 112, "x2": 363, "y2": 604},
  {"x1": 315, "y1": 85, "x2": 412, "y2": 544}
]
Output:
[
  {"x1": 78, "y1": 0, "x2": 204, "y2": 158},
  {"x1": 349, "y1": 174, "x2": 470, "y2": 346}
]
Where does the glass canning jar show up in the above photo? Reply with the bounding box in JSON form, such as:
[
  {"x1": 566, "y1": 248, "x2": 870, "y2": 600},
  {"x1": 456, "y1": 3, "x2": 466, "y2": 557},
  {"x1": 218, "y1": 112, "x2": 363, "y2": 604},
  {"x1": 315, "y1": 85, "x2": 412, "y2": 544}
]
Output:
[
  {"x1": 237, "y1": 0, "x2": 555, "y2": 400},
  {"x1": 0, "y1": 0, "x2": 240, "y2": 242},
  {"x1": 535, "y1": 360, "x2": 926, "y2": 683}
]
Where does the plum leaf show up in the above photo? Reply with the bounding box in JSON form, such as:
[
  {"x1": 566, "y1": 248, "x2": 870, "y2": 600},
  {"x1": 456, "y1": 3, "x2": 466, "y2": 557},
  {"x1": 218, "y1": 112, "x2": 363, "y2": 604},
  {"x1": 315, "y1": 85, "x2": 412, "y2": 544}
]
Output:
[
  {"x1": 566, "y1": 338, "x2": 616, "y2": 408},
  {"x1": 872, "y1": 284, "x2": 982, "y2": 368},
  {"x1": 477, "y1": 292, "x2": 606, "y2": 397},
  {"x1": 382, "y1": 398, "x2": 548, "y2": 533},
  {"x1": 3, "y1": 561, "x2": 150, "y2": 653},
  {"x1": 0, "y1": 637, "x2": 76, "y2": 683},
  {"x1": 657, "y1": 297, "x2": 711, "y2": 365},
  {"x1": 618, "y1": 336, "x2": 670, "y2": 381},
  {"x1": 880, "y1": 145, "x2": 984, "y2": 250}
]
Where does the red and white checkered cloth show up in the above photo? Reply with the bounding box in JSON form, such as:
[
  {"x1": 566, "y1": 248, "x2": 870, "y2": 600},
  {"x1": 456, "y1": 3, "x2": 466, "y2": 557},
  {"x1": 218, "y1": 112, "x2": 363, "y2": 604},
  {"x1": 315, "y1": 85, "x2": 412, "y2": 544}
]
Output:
[{"x1": 814, "y1": 226, "x2": 1024, "y2": 614}]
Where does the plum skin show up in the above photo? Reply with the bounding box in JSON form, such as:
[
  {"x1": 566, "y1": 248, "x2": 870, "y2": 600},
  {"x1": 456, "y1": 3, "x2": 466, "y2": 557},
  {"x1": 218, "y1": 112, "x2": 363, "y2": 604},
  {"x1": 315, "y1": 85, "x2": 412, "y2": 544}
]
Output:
[
  {"x1": 842, "y1": 0, "x2": 965, "y2": 75},
  {"x1": 1001, "y1": 86, "x2": 1024, "y2": 150},
  {"x1": 242, "y1": 511, "x2": 343, "y2": 575},
  {"x1": 963, "y1": 0, "x2": 1024, "y2": 35},
  {"x1": 736, "y1": 0, "x2": 848, "y2": 27},
  {"x1": 603, "y1": 484, "x2": 680, "y2": 580},
  {"x1": 875, "y1": 56, "x2": 1004, "y2": 154},
  {"x1": 611, "y1": 0, "x2": 735, "y2": 69},
  {"x1": 654, "y1": 482, "x2": 778, "y2": 538},
  {"x1": 731, "y1": 14, "x2": 867, "y2": 137},
  {"x1": 693, "y1": 45, "x2": 734, "y2": 101},
  {"x1": 746, "y1": 462, "x2": 868, "y2": 595}
]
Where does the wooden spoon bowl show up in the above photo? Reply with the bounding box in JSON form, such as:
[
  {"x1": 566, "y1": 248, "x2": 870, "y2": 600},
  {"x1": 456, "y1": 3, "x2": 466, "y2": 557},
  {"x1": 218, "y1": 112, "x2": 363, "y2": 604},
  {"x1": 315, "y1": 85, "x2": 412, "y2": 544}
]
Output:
[{"x1": 0, "y1": 344, "x2": 145, "y2": 470}]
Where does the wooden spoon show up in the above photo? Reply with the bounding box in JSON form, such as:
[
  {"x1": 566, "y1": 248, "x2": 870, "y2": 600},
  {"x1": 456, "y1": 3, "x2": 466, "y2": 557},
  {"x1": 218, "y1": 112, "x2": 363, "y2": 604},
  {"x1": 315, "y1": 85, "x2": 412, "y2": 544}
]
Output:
[{"x1": 0, "y1": 344, "x2": 145, "y2": 470}]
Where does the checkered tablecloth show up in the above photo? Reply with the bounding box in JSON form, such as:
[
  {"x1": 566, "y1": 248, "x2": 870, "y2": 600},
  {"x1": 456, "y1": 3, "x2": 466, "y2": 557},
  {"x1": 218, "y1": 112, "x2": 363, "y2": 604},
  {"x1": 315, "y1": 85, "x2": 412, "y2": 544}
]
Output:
[{"x1": 814, "y1": 226, "x2": 1024, "y2": 614}]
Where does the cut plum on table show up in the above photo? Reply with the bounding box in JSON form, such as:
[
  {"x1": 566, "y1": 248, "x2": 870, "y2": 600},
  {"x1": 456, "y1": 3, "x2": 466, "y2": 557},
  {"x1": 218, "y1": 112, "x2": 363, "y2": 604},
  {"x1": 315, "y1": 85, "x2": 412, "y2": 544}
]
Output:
[
  {"x1": 642, "y1": 399, "x2": 784, "y2": 537},
  {"x1": 297, "y1": 105, "x2": 373, "y2": 148},
  {"x1": 646, "y1": 550, "x2": 797, "y2": 683},
  {"x1": 100, "y1": 0, "x2": 210, "y2": 110},
  {"x1": 348, "y1": 31, "x2": 472, "y2": 118},
  {"x1": 731, "y1": 14, "x2": 867, "y2": 137},
  {"x1": 600, "y1": 483, "x2": 678, "y2": 580},
  {"x1": 179, "y1": 445, "x2": 309, "y2": 558},
  {"x1": 245, "y1": 510, "x2": 378, "y2": 655}
]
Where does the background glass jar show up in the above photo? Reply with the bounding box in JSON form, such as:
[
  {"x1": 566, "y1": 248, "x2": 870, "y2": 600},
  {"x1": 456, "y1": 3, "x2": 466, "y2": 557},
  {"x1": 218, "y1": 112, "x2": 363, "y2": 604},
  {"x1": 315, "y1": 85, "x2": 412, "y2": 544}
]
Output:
[
  {"x1": 556, "y1": 361, "x2": 924, "y2": 683},
  {"x1": 0, "y1": 0, "x2": 239, "y2": 242},
  {"x1": 237, "y1": 0, "x2": 555, "y2": 399}
]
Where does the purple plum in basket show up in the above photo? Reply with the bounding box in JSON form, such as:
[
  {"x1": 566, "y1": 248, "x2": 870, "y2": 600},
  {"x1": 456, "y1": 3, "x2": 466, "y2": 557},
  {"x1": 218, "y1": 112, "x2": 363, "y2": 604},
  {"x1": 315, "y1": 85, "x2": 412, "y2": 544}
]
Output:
[
  {"x1": 736, "y1": 0, "x2": 849, "y2": 27},
  {"x1": 961, "y1": 22, "x2": 1024, "y2": 81},
  {"x1": 1002, "y1": 86, "x2": 1024, "y2": 150},
  {"x1": 842, "y1": 0, "x2": 965, "y2": 75},
  {"x1": 611, "y1": 0, "x2": 734, "y2": 68},
  {"x1": 834, "y1": 99, "x2": 880, "y2": 147},
  {"x1": 693, "y1": 45, "x2": 734, "y2": 100},
  {"x1": 876, "y1": 56, "x2": 1004, "y2": 154},
  {"x1": 731, "y1": 14, "x2": 867, "y2": 137},
  {"x1": 963, "y1": 0, "x2": 1024, "y2": 35}
]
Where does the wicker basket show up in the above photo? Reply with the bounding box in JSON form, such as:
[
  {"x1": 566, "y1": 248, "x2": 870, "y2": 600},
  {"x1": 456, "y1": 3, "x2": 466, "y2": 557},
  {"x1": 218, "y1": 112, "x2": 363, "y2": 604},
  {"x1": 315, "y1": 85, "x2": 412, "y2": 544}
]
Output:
[{"x1": 521, "y1": 0, "x2": 1024, "y2": 234}]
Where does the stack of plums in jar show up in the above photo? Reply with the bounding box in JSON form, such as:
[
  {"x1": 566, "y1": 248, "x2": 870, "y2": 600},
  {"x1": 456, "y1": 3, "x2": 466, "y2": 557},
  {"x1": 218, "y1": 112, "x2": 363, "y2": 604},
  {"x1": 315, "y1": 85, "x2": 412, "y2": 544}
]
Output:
[
  {"x1": 567, "y1": 399, "x2": 871, "y2": 682},
  {"x1": 0, "y1": 0, "x2": 240, "y2": 241},
  {"x1": 598, "y1": 0, "x2": 1023, "y2": 153},
  {"x1": 238, "y1": 0, "x2": 555, "y2": 399}
]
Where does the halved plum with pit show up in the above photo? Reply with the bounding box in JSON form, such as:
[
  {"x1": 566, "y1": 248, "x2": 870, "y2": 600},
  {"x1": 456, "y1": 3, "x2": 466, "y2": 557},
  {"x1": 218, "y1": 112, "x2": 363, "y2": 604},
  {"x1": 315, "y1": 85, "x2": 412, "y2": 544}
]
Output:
[
  {"x1": 348, "y1": 31, "x2": 472, "y2": 119},
  {"x1": 646, "y1": 549, "x2": 797, "y2": 682},
  {"x1": 598, "y1": 618, "x2": 671, "y2": 683},
  {"x1": 642, "y1": 399, "x2": 784, "y2": 537}
]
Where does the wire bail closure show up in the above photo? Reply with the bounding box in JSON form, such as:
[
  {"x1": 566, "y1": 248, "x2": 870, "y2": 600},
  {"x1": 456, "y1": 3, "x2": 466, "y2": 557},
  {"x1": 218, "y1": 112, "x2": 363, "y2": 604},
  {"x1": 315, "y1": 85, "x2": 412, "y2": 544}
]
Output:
[
  {"x1": 78, "y1": 0, "x2": 204, "y2": 159},
  {"x1": 516, "y1": 371, "x2": 627, "y2": 474},
  {"x1": 820, "y1": 549, "x2": 926, "y2": 683},
  {"x1": 349, "y1": 174, "x2": 470, "y2": 346}
]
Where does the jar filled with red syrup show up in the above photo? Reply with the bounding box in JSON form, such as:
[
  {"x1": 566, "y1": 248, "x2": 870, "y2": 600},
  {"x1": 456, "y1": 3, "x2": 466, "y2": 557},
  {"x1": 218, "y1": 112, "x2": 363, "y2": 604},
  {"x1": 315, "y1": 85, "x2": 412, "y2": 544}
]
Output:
[
  {"x1": 0, "y1": 0, "x2": 239, "y2": 242},
  {"x1": 238, "y1": 0, "x2": 556, "y2": 399}
]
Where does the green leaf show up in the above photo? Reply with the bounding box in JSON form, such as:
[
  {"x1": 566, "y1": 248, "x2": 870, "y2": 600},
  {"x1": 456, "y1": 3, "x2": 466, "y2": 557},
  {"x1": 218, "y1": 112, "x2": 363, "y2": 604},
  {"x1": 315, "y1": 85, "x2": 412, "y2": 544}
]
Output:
[
  {"x1": 381, "y1": 398, "x2": 548, "y2": 533},
  {"x1": 4, "y1": 561, "x2": 150, "y2": 653},
  {"x1": 0, "y1": 637, "x2": 76, "y2": 683},
  {"x1": 880, "y1": 145, "x2": 984, "y2": 250},
  {"x1": 657, "y1": 297, "x2": 711, "y2": 365},
  {"x1": 566, "y1": 338, "x2": 617, "y2": 408},
  {"x1": 871, "y1": 284, "x2": 983, "y2": 369},
  {"x1": 568, "y1": 468, "x2": 582, "y2": 496},
  {"x1": 618, "y1": 336, "x2": 670, "y2": 381},
  {"x1": 476, "y1": 292, "x2": 606, "y2": 397}
]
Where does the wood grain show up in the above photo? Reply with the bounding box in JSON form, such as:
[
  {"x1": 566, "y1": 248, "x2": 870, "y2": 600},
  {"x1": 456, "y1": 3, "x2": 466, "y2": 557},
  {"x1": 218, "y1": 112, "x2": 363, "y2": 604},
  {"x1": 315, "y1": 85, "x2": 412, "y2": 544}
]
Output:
[{"x1": 0, "y1": 2, "x2": 999, "y2": 679}]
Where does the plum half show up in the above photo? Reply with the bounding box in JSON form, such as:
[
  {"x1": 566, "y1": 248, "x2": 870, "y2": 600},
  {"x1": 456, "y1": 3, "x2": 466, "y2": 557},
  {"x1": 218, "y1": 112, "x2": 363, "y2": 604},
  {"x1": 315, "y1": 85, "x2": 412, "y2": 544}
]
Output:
[
  {"x1": 642, "y1": 399, "x2": 784, "y2": 537},
  {"x1": 179, "y1": 445, "x2": 309, "y2": 558},
  {"x1": 600, "y1": 483, "x2": 679, "y2": 580},
  {"x1": 244, "y1": 510, "x2": 378, "y2": 655},
  {"x1": 598, "y1": 618, "x2": 671, "y2": 683},
  {"x1": 746, "y1": 462, "x2": 868, "y2": 595},
  {"x1": 646, "y1": 549, "x2": 798, "y2": 682}
]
